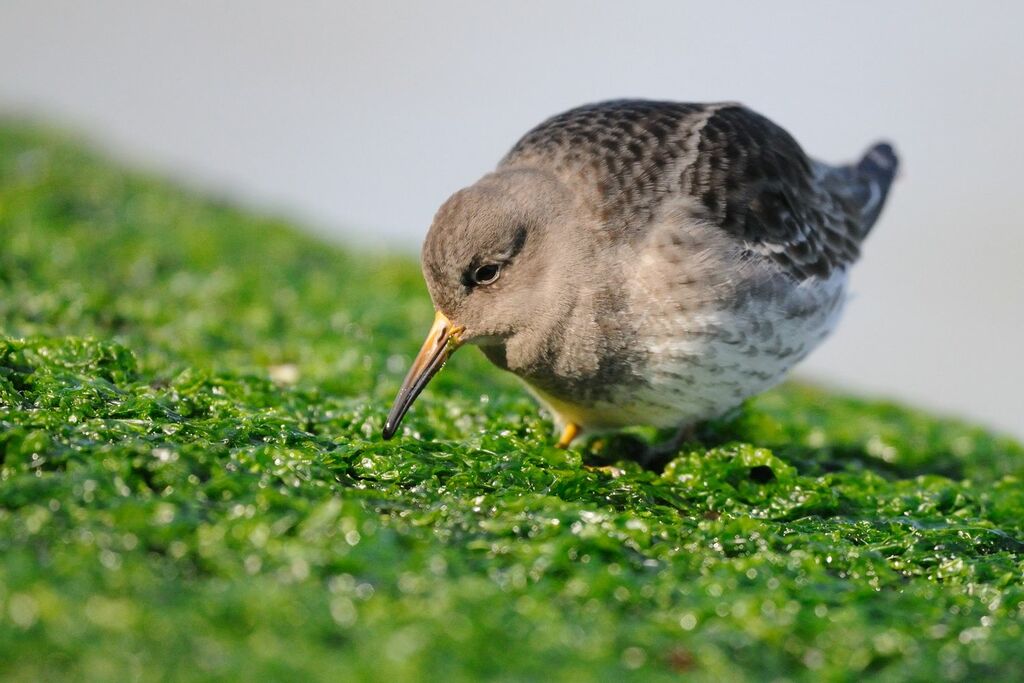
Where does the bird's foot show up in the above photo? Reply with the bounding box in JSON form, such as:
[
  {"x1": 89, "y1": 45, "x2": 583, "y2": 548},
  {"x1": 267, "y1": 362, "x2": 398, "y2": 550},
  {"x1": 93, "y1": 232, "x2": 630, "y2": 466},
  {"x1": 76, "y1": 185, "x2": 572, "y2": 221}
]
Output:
[
  {"x1": 584, "y1": 464, "x2": 625, "y2": 478},
  {"x1": 557, "y1": 426, "x2": 629, "y2": 477}
]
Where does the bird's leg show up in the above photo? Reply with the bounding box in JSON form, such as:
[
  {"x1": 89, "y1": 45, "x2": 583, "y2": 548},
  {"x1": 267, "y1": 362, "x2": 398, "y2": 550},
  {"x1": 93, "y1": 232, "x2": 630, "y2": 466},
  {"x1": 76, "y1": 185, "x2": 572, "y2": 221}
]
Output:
[
  {"x1": 554, "y1": 423, "x2": 626, "y2": 477},
  {"x1": 639, "y1": 423, "x2": 697, "y2": 469},
  {"x1": 555, "y1": 422, "x2": 580, "y2": 449}
]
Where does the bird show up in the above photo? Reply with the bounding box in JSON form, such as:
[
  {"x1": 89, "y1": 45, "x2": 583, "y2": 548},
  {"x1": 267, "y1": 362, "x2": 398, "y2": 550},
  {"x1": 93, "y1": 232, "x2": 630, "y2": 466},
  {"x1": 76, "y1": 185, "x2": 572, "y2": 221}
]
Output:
[{"x1": 381, "y1": 100, "x2": 899, "y2": 455}]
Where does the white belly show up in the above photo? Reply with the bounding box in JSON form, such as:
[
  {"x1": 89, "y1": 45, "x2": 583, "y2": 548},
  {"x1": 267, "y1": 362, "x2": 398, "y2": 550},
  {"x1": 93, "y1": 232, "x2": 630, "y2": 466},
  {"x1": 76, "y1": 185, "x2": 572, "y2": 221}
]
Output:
[{"x1": 534, "y1": 269, "x2": 848, "y2": 432}]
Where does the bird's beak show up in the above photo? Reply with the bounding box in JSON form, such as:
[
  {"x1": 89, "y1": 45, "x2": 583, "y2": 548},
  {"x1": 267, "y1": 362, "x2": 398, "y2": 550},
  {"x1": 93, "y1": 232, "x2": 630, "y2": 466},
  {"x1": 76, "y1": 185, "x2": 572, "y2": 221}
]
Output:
[{"x1": 382, "y1": 310, "x2": 464, "y2": 439}]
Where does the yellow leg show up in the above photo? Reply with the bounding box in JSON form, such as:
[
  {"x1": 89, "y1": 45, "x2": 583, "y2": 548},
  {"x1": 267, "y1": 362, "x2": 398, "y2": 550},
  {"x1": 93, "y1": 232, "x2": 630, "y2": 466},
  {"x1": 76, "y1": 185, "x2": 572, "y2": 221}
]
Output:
[{"x1": 556, "y1": 422, "x2": 580, "y2": 449}]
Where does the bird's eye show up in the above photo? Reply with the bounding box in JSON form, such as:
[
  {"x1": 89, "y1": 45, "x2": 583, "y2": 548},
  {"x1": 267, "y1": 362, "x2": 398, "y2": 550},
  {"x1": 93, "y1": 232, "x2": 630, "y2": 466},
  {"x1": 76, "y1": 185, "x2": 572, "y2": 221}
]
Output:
[{"x1": 472, "y1": 263, "x2": 501, "y2": 285}]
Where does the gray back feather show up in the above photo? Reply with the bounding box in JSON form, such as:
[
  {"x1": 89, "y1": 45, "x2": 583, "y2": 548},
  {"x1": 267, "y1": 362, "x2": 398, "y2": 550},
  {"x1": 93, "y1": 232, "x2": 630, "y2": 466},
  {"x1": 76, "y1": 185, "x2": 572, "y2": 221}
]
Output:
[{"x1": 501, "y1": 100, "x2": 899, "y2": 280}]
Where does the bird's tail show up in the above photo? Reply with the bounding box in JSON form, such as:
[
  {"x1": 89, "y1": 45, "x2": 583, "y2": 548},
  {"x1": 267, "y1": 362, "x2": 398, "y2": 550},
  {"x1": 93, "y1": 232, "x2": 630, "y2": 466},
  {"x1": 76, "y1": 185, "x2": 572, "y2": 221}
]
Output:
[
  {"x1": 826, "y1": 142, "x2": 900, "y2": 240},
  {"x1": 857, "y1": 142, "x2": 899, "y2": 191}
]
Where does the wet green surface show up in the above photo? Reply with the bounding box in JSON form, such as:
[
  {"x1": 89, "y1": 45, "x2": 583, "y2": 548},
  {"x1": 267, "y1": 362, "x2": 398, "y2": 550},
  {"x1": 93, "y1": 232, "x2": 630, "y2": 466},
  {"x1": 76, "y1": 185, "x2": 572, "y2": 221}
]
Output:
[{"x1": 1, "y1": 122, "x2": 1022, "y2": 681}]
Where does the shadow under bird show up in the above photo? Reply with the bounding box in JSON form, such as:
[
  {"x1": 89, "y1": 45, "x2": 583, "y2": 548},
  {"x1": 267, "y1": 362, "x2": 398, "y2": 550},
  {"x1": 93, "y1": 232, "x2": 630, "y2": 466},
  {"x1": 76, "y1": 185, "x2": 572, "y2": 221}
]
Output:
[{"x1": 383, "y1": 100, "x2": 899, "y2": 452}]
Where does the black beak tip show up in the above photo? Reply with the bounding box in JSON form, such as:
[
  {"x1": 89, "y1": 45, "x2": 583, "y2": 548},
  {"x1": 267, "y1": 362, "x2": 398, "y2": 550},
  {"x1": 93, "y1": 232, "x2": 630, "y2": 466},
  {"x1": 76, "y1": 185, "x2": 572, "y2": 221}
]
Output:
[{"x1": 381, "y1": 420, "x2": 397, "y2": 440}]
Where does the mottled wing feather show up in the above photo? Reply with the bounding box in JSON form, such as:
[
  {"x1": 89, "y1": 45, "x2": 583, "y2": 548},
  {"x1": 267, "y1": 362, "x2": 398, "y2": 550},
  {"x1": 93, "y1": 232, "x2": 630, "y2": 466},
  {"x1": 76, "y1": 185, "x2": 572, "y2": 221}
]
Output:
[
  {"x1": 686, "y1": 106, "x2": 860, "y2": 278},
  {"x1": 501, "y1": 100, "x2": 891, "y2": 279}
]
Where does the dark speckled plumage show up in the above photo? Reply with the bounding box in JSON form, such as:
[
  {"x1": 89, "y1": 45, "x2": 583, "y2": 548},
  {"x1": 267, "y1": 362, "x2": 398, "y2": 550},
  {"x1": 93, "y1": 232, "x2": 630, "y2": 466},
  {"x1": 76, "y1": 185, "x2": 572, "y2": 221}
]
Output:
[{"x1": 502, "y1": 100, "x2": 898, "y2": 279}]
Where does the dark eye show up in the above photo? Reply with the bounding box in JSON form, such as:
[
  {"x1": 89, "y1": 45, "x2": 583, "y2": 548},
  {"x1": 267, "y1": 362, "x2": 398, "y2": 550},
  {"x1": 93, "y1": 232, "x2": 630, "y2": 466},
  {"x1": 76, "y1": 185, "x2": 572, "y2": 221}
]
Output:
[{"x1": 472, "y1": 263, "x2": 501, "y2": 285}]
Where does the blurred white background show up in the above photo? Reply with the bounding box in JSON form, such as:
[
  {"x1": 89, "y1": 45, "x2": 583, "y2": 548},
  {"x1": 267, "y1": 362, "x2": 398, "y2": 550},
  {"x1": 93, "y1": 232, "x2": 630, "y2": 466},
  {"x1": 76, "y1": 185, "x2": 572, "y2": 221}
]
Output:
[{"x1": 1, "y1": 1, "x2": 1021, "y2": 437}]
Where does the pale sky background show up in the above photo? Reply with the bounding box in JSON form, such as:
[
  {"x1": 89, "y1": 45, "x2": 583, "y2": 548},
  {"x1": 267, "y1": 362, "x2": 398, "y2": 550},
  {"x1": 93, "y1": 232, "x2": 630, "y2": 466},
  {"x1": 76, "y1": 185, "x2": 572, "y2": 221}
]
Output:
[{"x1": 1, "y1": 1, "x2": 1022, "y2": 438}]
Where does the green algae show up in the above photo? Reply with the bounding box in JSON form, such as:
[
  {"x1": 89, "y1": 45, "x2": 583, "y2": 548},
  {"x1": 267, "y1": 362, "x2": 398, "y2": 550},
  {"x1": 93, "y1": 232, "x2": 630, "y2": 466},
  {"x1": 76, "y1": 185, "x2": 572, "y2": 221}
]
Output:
[{"x1": 1, "y1": 121, "x2": 1023, "y2": 681}]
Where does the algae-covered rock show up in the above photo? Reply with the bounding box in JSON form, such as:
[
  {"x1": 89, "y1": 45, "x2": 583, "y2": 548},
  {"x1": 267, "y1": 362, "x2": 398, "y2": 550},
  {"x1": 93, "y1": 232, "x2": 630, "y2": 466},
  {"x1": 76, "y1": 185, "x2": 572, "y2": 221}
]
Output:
[{"x1": 1, "y1": 122, "x2": 1022, "y2": 681}]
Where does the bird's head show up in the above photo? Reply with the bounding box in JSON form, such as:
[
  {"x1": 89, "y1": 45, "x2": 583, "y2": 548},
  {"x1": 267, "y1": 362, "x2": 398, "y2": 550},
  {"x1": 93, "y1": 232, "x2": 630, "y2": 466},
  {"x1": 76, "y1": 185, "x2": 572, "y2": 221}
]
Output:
[{"x1": 382, "y1": 168, "x2": 582, "y2": 439}]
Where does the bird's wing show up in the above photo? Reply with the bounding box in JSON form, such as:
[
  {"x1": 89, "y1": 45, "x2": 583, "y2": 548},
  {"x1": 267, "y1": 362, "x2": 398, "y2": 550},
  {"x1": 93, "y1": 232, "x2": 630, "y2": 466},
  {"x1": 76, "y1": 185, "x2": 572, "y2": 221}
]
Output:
[{"x1": 501, "y1": 100, "x2": 897, "y2": 280}]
